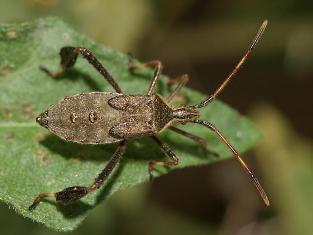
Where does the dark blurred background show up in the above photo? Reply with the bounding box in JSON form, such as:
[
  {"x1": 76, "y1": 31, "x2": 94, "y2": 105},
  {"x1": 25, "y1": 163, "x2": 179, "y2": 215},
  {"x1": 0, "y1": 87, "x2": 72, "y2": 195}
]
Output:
[{"x1": 0, "y1": 0, "x2": 312, "y2": 234}]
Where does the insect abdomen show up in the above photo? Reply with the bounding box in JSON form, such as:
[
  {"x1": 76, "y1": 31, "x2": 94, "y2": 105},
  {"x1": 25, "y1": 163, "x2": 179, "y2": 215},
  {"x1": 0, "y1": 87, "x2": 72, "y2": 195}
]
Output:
[{"x1": 46, "y1": 92, "x2": 123, "y2": 144}]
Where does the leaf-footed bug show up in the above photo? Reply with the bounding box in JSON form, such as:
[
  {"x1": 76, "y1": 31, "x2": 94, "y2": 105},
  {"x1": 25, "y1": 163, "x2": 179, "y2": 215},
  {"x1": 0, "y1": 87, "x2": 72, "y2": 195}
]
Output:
[{"x1": 29, "y1": 20, "x2": 269, "y2": 210}]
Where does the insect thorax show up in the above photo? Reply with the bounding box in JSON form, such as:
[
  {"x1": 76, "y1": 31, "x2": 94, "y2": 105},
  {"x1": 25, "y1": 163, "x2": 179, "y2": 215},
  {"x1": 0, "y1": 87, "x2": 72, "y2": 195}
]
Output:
[{"x1": 108, "y1": 94, "x2": 174, "y2": 139}]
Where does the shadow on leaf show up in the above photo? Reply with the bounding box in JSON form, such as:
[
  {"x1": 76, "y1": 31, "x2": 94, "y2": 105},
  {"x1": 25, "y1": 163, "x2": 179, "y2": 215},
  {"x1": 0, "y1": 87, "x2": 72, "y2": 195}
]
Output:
[
  {"x1": 42, "y1": 68, "x2": 103, "y2": 91},
  {"x1": 39, "y1": 131, "x2": 216, "y2": 164},
  {"x1": 40, "y1": 134, "x2": 117, "y2": 162},
  {"x1": 42, "y1": 199, "x2": 93, "y2": 219}
]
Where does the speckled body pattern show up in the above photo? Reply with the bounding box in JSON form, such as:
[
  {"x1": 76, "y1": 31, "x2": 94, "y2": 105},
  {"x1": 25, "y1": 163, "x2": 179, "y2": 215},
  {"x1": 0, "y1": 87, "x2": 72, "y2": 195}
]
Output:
[{"x1": 42, "y1": 92, "x2": 174, "y2": 144}]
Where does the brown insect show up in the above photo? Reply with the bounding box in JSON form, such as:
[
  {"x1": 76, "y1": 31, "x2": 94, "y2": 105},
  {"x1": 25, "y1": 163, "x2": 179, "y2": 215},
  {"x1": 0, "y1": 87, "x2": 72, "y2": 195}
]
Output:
[{"x1": 29, "y1": 20, "x2": 269, "y2": 210}]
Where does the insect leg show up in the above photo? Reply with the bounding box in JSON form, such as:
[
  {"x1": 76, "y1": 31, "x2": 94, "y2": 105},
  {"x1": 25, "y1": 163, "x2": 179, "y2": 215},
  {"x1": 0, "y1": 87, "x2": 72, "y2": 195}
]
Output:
[
  {"x1": 148, "y1": 136, "x2": 179, "y2": 180},
  {"x1": 165, "y1": 74, "x2": 189, "y2": 104},
  {"x1": 192, "y1": 119, "x2": 270, "y2": 206},
  {"x1": 29, "y1": 140, "x2": 127, "y2": 211},
  {"x1": 41, "y1": 47, "x2": 123, "y2": 93},
  {"x1": 168, "y1": 126, "x2": 218, "y2": 157},
  {"x1": 128, "y1": 53, "x2": 163, "y2": 95}
]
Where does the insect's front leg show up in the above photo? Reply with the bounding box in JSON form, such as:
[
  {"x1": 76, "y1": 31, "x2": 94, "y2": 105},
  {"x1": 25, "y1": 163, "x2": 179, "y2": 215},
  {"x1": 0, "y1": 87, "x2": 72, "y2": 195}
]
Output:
[
  {"x1": 165, "y1": 74, "x2": 189, "y2": 104},
  {"x1": 128, "y1": 54, "x2": 188, "y2": 102},
  {"x1": 29, "y1": 140, "x2": 127, "y2": 210}
]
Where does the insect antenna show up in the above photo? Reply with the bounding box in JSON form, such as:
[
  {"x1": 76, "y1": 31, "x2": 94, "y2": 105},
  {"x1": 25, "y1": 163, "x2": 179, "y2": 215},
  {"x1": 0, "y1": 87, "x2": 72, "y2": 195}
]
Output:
[
  {"x1": 194, "y1": 20, "x2": 268, "y2": 109},
  {"x1": 193, "y1": 119, "x2": 270, "y2": 206}
]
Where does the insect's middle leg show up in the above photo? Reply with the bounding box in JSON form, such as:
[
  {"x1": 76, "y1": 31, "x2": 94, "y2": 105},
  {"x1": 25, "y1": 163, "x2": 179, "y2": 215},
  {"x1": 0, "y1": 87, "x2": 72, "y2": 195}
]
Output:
[
  {"x1": 148, "y1": 136, "x2": 179, "y2": 180},
  {"x1": 29, "y1": 140, "x2": 127, "y2": 211},
  {"x1": 128, "y1": 53, "x2": 163, "y2": 95},
  {"x1": 41, "y1": 46, "x2": 123, "y2": 93}
]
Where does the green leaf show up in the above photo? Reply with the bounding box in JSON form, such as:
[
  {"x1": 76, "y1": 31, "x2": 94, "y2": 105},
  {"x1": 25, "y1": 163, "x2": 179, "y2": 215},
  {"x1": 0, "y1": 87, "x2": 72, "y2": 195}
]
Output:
[{"x1": 0, "y1": 17, "x2": 261, "y2": 231}]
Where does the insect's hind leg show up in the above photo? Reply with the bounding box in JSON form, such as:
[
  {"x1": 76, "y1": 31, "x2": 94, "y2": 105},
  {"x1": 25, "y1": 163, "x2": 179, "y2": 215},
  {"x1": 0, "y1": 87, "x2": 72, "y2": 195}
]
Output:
[
  {"x1": 148, "y1": 136, "x2": 179, "y2": 181},
  {"x1": 41, "y1": 47, "x2": 123, "y2": 93},
  {"x1": 29, "y1": 140, "x2": 127, "y2": 211},
  {"x1": 128, "y1": 53, "x2": 163, "y2": 95},
  {"x1": 168, "y1": 126, "x2": 218, "y2": 157}
]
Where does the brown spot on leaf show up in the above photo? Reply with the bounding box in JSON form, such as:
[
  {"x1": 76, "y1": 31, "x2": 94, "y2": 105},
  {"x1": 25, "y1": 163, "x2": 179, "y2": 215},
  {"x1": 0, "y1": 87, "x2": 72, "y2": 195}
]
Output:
[
  {"x1": 0, "y1": 65, "x2": 12, "y2": 76},
  {"x1": 4, "y1": 132, "x2": 15, "y2": 141},
  {"x1": 6, "y1": 29, "x2": 17, "y2": 39},
  {"x1": 21, "y1": 103, "x2": 34, "y2": 119},
  {"x1": 34, "y1": 149, "x2": 51, "y2": 166},
  {"x1": 62, "y1": 33, "x2": 70, "y2": 41},
  {"x1": 34, "y1": 132, "x2": 48, "y2": 142},
  {"x1": 2, "y1": 106, "x2": 13, "y2": 118}
]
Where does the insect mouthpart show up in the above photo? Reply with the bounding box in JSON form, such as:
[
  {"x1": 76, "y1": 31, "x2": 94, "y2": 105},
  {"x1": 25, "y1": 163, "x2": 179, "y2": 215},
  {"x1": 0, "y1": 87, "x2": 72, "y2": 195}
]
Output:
[
  {"x1": 172, "y1": 106, "x2": 200, "y2": 122},
  {"x1": 36, "y1": 111, "x2": 49, "y2": 128}
]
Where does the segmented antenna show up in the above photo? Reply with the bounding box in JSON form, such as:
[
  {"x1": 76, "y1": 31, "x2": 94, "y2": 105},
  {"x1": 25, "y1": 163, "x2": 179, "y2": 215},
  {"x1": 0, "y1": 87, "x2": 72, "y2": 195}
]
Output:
[
  {"x1": 195, "y1": 20, "x2": 268, "y2": 108},
  {"x1": 193, "y1": 120, "x2": 270, "y2": 206}
]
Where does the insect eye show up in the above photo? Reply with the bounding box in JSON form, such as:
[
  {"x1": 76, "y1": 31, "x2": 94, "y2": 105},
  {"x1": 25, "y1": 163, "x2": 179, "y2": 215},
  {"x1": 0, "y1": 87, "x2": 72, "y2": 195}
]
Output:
[{"x1": 89, "y1": 111, "x2": 98, "y2": 123}]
